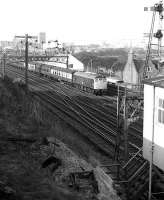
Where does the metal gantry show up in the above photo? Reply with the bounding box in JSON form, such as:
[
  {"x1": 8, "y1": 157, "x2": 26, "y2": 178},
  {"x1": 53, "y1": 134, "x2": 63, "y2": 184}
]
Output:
[
  {"x1": 114, "y1": 85, "x2": 143, "y2": 162},
  {"x1": 144, "y1": 1, "x2": 164, "y2": 79}
]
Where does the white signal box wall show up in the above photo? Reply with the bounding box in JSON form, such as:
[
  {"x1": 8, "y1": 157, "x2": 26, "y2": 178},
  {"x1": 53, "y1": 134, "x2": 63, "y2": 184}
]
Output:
[{"x1": 143, "y1": 79, "x2": 164, "y2": 171}]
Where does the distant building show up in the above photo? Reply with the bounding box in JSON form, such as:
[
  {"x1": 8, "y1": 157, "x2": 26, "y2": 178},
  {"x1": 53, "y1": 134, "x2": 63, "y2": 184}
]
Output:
[
  {"x1": 39, "y1": 32, "x2": 46, "y2": 44},
  {"x1": 40, "y1": 54, "x2": 84, "y2": 71},
  {"x1": 0, "y1": 41, "x2": 14, "y2": 48},
  {"x1": 13, "y1": 36, "x2": 39, "y2": 50},
  {"x1": 113, "y1": 49, "x2": 158, "y2": 85},
  {"x1": 68, "y1": 54, "x2": 84, "y2": 71},
  {"x1": 122, "y1": 49, "x2": 138, "y2": 84}
]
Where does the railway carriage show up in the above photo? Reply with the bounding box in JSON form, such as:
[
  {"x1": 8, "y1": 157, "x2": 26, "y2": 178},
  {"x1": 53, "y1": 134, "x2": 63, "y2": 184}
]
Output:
[
  {"x1": 40, "y1": 64, "x2": 51, "y2": 76},
  {"x1": 30, "y1": 61, "x2": 75, "y2": 83},
  {"x1": 50, "y1": 66, "x2": 75, "y2": 83},
  {"x1": 17, "y1": 62, "x2": 35, "y2": 72},
  {"x1": 28, "y1": 63, "x2": 36, "y2": 72},
  {"x1": 14, "y1": 61, "x2": 24, "y2": 70},
  {"x1": 21, "y1": 62, "x2": 36, "y2": 71},
  {"x1": 73, "y1": 72, "x2": 107, "y2": 94},
  {"x1": 35, "y1": 62, "x2": 42, "y2": 74},
  {"x1": 9, "y1": 60, "x2": 109, "y2": 95}
]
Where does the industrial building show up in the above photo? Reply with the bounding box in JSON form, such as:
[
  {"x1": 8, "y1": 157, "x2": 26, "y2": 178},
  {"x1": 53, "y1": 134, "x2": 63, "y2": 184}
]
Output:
[
  {"x1": 46, "y1": 54, "x2": 84, "y2": 71},
  {"x1": 114, "y1": 49, "x2": 158, "y2": 85}
]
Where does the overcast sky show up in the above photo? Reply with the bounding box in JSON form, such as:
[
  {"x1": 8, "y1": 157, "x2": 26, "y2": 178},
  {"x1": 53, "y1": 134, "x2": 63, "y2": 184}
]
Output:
[{"x1": 0, "y1": 0, "x2": 162, "y2": 46}]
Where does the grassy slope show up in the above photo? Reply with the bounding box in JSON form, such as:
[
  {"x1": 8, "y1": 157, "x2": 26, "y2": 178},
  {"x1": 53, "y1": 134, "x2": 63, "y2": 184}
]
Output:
[{"x1": 0, "y1": 79, "x2": 91, "y2": 200}]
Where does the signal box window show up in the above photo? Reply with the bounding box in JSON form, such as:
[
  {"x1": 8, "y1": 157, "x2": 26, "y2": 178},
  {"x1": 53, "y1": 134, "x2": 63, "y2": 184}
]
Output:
[{"x1": 158, "y1": 98, "x2": 164, "y2": 124}]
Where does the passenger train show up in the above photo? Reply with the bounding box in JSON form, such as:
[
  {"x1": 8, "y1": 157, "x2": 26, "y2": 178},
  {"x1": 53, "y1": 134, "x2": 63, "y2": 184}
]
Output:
[{"x1": 12, "y1": 61, "x2": 109, "y2": 95}]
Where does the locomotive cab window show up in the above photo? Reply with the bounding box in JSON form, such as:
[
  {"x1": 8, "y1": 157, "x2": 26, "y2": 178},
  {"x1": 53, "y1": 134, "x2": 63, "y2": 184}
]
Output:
[{"x1": 158, "y1": 98, "x2": 164, "y2": 124}]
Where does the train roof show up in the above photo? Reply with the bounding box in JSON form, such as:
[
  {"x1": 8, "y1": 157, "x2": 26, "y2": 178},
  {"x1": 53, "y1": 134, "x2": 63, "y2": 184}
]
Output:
[
  {"x1": 36, "y1": 61, "x2": 66, "y2": 68},
  {"x1": 34, "y1": 61, "x2": 76, "y2": 73},
  {"x1": 106, "y1": 76, "x2": 123, "y2": 83},
  {"x1": 74, "y1": 72, "x2": 106, "y2": 79}
]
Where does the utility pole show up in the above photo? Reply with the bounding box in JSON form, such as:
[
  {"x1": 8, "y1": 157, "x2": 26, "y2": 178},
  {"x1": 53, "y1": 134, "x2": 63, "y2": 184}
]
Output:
[
  {"x1": 114, "y1": 85, "x2": 121, "y2": 162},
  {"x1": 25, "y1": 34, "x2": 28, "y2": 89},
  {"x1": 66, "y1": 52, "x2": 69, "y2": 69},
  {"x1": 0, "y1": 49, "x2": 6, "y2": 79},
  {"x1": 114, "y1": 85, "x2": 129, "y2": 162},
  {"x1": 123, "y1": 87, "x2": 128, "y2": 161},
  {"x1": 15, "y1": 34, "x2": 37, "y2": 90},
  {"x1": 148, "y1": 85, "x2": 156, "y2": 200},
  {"x1": 3, "y1": 52, "x2": 6, "y2": 79},
  {"x1": 91, "y1": 59, "x2": 93, "y2": 72}
]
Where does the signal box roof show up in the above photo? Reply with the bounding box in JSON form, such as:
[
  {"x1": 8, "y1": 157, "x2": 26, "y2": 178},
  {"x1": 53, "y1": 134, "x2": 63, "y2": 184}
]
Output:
[{"x1": 143, "y1": 75, "x2": 164, "y2": 88}]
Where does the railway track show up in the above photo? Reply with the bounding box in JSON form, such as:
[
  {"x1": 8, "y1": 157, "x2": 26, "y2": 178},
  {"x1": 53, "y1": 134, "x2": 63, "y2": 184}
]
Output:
[
  {"x1": 5, "y1": 64, "x2": 159, "y2": 200},
  {"x1": 5, "y1": 66, "x2": 117, "y2": 155},
  {"x1": 5, "y1": 64, "x2": 144, "y2": 154}
]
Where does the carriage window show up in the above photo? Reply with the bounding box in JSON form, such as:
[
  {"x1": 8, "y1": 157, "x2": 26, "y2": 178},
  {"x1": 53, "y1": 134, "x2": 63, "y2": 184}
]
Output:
[{"x1": 158, "y1": 98, "x2": 164, "y2": 124}]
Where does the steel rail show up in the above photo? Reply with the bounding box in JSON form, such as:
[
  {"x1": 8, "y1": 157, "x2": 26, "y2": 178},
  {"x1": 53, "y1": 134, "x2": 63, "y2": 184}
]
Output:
[{"x1": 5, "y1": 64, "x2": 143, "y2": 153}]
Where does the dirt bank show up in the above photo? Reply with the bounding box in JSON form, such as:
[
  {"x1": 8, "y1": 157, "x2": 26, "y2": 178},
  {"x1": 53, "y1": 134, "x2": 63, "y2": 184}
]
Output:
[{"x1": 0, "y1": 77, "x2": 119, "y2": 200}]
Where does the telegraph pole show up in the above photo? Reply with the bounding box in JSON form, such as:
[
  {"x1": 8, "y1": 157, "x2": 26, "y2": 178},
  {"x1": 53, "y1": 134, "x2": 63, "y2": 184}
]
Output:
[
  {"x1": 25, "y1": 34, "x2": 28, "y2": 89},
  {"x1": 66, "y1": 53, "x2": 69, "y2": 69},
  {"x1": 3, "y1": 52, "x2": 6, "y2": 79},
  {"x1": 148, "y1": 85, "x2": 156, "y2": 200},
  {"x1": 114, "y1": 85, "x2": 121, "y2": 162},
  {"x1": 91, "y1": 59, "x2": 93, "y2": 72},
  {"x1": 0, "y1": 49, "x2": 6, "y2": 79},
  {"x1": 123, "y1": 87, "x2": 128, "y2": 161},
  {"x1": 15, "y1": 34, "x2": 37, "y2": 90}
]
